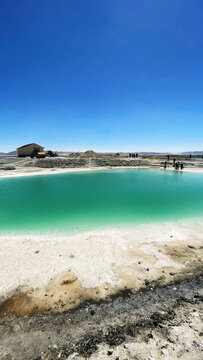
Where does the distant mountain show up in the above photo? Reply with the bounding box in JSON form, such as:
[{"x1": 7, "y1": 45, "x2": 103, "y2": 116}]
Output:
[
  {"x1": 0, "y1": 149, "x2": 203, "y2": 156},
  {"x1": 182, "y1": 151, "x2": 203, "y2": 155},
  {"x1": 7, "y1": 150, "x2": 17, "y2": 155},
  {"x1": 107, "y1": 152, "x2": 172, "y2": 156},
  {"x1": 0, "y1": 150, "x2": 71, "y2": 156},
  {"x1": 119, "y1": 151, "x2": 203, "y2": 156},
  {"x1": 54, "y1": 151, "x2": 71, "y2": 155},
  {"x1": 0, "y1": 150, "x2": 17, "y2": 156}
]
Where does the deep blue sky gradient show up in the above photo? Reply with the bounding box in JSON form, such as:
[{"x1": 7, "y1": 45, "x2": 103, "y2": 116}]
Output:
[{"x1": 0, "y1": 0, "x2": 203, "y2": 152}]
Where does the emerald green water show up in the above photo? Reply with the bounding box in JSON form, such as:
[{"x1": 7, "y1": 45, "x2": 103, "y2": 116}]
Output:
[{"x1": 0, "y1": 169, "x2": 203, "y2": 234}]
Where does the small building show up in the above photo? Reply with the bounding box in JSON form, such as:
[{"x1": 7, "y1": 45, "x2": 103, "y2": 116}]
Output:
[{"x1": 17, "y1": 143, "x2": 44, "y2": 157}]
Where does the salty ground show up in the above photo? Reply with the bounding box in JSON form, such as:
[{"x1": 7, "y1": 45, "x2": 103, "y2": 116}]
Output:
[
  {"x1": 0, "y1": 220, "x2": 203, "y2": 313},
  {"x1": 0, "y1": 219, "x2": 203, "y2": 359}
]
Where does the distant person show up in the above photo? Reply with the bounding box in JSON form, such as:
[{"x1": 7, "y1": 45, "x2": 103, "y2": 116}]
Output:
[
  {"x1": 167, "y1": 155, "x2": 170, "y2": 161},
  {"x1": 180, "y1": 162, "x2": 184, "y2": 170},
  {"x1": 173, "y1": 158, "x2": 176, "y2": 167},
  {"x1": 136, "y1": 153, "x2": 138, "y2": 158},
  {"x1": 189, "y1": 154, "x2": 192, "y2": 159},
  {"x1": 164, "y1": 161, "x2": 167, "y2": 170}
]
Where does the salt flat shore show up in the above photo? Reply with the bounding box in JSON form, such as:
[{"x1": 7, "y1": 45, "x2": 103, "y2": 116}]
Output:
[
  {"x1": 0, "y1": 219, "x2": 203, "y2": 315},
  {"x1": 0, "y1": 165, "x2": 203, "y2": 179},
  {"x1": 0, "y1": 219, "x2": 203, "y2": 359}
]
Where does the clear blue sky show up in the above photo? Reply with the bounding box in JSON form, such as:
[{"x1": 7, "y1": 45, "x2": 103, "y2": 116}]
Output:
[{"x1": 0, "y1": 0, "x2": 203, "y2": 152}]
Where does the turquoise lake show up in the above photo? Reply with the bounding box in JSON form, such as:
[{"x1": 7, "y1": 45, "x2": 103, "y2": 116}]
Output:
[{"x1": 0, "y1": 169, "x2": 203, "y2": 234}]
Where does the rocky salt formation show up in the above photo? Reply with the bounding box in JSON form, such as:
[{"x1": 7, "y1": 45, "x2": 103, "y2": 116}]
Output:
[{"x1": 26, "y1": 157, "x2": 154, "y2": 168}]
